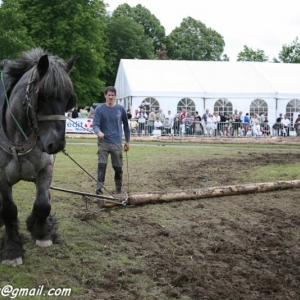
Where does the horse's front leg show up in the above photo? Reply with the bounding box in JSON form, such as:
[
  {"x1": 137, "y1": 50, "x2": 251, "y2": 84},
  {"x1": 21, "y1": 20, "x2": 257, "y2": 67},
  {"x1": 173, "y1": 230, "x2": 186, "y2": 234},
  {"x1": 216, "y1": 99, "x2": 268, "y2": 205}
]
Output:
[
  {"x1": 26, "y1": 164, "x2": 58, "y2": 247},
  {"x1": 0, "y1": 184, "x2": 25, "y2": 265}
]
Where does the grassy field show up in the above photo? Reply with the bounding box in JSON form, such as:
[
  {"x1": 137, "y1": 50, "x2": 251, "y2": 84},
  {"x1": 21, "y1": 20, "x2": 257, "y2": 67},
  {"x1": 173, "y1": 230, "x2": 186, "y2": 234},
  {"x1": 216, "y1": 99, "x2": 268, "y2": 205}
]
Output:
[{"x1": 1, "y1": 140, "x2": 300, "y2": 299}]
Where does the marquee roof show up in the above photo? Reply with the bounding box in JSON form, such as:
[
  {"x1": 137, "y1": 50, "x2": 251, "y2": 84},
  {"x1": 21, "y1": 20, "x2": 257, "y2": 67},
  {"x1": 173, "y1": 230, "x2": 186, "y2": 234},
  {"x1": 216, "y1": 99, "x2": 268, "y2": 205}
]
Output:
[{"x1": 115, "y1": 59, "x2": 300, "y2": 99}]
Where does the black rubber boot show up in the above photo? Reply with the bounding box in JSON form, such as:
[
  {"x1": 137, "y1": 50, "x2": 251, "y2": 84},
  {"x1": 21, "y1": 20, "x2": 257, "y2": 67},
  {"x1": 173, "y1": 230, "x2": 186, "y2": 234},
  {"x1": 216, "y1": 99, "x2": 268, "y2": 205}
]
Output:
[
  {"x1": 96, "y1": 164, "x2": 107, "y2": 195},
  {"x1": 113, "y1": 167, "x2": 123, "y2": 193}
]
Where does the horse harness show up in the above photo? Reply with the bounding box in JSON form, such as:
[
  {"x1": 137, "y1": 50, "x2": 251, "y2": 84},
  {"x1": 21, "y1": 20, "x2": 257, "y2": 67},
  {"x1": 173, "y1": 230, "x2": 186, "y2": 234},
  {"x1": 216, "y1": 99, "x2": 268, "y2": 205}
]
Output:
[{"x1": 0, "y1": 60, "x2": 66, "y2": 156}]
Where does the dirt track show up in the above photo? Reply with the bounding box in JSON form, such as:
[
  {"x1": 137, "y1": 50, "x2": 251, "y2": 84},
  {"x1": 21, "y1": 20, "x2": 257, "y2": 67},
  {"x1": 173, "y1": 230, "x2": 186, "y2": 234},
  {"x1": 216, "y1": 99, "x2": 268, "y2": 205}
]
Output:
[{"x1": 68, "y1": 143, "x2": 300, "y2": 300}]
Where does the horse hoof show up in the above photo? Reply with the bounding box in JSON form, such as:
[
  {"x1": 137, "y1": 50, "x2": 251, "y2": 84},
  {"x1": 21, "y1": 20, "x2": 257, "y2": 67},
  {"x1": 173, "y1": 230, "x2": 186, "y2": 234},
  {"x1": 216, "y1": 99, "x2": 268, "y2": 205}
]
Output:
[
  {"x1": 36, "y1": 239, "x2": 53, "y2": 247},
  {"x1": 2, "y1": 257, "x2": 23, "y2": 266}
]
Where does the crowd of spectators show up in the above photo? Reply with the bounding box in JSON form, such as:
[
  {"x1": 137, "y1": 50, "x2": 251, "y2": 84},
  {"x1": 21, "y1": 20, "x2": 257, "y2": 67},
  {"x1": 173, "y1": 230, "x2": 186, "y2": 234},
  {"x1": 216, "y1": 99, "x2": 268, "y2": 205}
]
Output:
[
  {"x1": 67, "y1": 105, "x2": 300, "y2": 138},
  {"x1": 126, "y1": 107, "x2": 300, "y2": 138}
]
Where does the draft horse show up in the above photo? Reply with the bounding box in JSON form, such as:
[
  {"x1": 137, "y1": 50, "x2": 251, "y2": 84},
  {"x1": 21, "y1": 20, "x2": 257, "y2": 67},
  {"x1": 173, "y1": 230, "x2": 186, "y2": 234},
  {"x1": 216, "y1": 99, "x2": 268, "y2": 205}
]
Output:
[{"x1": 0, "y1": 48, "x2": 76, "y2": 265}]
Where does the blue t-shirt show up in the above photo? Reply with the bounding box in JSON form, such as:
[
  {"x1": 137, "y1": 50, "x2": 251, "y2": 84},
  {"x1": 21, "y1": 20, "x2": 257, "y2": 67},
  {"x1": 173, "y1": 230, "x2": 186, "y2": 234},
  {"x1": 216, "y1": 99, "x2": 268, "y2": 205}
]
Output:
[{"x1": 93, "y1": 104, "x2": 130, "y2": 144}]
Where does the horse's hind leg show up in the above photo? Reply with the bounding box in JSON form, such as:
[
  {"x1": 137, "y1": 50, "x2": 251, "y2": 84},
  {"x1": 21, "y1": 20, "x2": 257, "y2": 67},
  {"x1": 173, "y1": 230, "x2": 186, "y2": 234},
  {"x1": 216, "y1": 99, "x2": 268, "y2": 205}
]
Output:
[
  {"x1": 0, "y1": 185, "x2": 25, "y2": 266},
  {"x1": 26, "y1": 166, "x2": 58, "y2": 247}
]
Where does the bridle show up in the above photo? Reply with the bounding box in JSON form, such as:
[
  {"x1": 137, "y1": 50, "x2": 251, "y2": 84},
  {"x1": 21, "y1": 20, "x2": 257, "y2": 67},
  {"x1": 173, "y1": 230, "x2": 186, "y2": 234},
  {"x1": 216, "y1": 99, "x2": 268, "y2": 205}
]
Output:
[{"x1": 0, "y1": 66, "x2": 67, "y2": 156}]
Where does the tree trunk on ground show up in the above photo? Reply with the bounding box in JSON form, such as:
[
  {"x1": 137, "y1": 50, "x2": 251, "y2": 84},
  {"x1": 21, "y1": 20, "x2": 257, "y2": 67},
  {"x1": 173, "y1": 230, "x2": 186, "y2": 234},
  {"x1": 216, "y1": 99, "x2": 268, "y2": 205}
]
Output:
[{"x1": 105, "y1": 180, "x2": 300, "y2": 207}]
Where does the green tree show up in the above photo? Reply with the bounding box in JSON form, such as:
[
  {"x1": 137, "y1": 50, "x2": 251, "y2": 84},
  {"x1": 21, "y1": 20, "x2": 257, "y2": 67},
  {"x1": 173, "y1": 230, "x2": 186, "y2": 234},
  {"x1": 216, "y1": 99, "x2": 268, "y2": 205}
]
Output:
[
  {"x1": 103, "y1": 15, "x2": 154, "y2": 86},
  {"x1": 17, "y1": 0, "x2": 107, "y2": 106},
  {"x1": 112, "y1": 3, "x2": 166, "y2": 55},
  {"x1": 237, "y1": 45, "x2": 268, "y2": 62},
  {"x1": 278, "y1": 37, "x2": 300, "y2": 63},
  {"x1": 0, "y1": 0, "x2": 33, "y2": 60},
  {"x1": 165, "y1": 17, "x2": 225, "y2": 61},
  {"x1": 221, "y1": 54, "x2": 230, "y2": 61}
]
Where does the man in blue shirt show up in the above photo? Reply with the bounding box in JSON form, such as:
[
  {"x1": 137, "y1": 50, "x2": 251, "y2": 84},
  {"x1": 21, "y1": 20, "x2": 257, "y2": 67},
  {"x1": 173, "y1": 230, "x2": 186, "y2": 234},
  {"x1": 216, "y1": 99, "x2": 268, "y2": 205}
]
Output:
[{"x1": 93, "y1": 86, "x2": 130, "y2": 194}]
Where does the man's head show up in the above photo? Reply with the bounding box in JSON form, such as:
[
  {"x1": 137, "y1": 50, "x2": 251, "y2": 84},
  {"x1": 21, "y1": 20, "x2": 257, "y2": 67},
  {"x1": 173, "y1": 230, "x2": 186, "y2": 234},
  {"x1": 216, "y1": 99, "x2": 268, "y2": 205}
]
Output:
[
  {"x1": 104, "y1": 86, "x2": 116, "y2": 106},
  {"x1": 104, "y1": 86, "x2": 116, "y2": 95}
]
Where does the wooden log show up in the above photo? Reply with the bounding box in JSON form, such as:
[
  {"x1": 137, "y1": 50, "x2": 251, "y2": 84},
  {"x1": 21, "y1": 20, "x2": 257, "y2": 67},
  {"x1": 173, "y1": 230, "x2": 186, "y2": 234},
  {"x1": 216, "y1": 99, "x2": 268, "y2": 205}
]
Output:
[{"x1": 105, "y1": 180, "x2": 300, "y2": 207}]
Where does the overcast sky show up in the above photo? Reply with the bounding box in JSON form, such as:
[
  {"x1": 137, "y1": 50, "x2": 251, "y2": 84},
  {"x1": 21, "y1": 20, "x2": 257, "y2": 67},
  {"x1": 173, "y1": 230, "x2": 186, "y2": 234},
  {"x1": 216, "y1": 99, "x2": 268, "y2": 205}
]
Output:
[{"x1": 105, "y1": 0, "x2": 300, "y2": 61}]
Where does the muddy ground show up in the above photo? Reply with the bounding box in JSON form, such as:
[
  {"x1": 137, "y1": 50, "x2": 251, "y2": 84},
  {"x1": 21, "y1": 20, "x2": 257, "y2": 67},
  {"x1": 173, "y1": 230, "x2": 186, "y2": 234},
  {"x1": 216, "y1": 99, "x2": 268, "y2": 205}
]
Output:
[{"x1": 68, "y1": 145, "x2": 300, "y2": 300}]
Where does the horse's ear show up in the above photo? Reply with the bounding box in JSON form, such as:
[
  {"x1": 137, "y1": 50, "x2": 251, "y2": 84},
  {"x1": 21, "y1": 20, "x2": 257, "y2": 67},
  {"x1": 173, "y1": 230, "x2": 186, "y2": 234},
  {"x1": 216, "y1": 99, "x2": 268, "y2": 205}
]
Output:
[
  {"x1": 37, "y1": 55, "x2": 49, "y2": 78},
  {"x1": 66, "y1": 55, "x2": 76, "y2": 73}
]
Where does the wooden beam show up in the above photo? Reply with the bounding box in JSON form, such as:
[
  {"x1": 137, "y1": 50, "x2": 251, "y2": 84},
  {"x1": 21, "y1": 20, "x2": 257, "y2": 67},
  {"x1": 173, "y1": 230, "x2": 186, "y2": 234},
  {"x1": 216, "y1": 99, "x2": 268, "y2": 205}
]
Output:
[{"x1": 104, "y1": 180, "x2": 300, "y2": 207}]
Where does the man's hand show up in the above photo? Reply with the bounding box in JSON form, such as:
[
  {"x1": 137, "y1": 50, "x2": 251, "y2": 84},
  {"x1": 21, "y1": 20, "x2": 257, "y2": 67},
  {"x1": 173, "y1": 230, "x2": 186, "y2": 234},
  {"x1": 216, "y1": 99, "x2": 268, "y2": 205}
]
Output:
[
  {"x1": 124, "y1": 142, "x2": 130, "y2": 152},
  {"x1": 98, "y1": 131, "x2": 104, "y2": 139}
]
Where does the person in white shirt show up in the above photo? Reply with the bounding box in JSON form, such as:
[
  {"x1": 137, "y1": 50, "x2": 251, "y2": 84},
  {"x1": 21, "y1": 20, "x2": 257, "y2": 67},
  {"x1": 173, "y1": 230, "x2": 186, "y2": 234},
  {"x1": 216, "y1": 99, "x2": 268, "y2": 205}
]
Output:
[
  {"x1": 281, "y1": 114, "x2": 291, "y2": 137},
  {"x1": 137, "y1": 108, "x2": 147, "y2": 135},
  {"x1": 206, "y1": 114, "x2": 215, "y2": 137},
  {"x1": 167, "y1": 110, "x2": 173, "y2": 127}
]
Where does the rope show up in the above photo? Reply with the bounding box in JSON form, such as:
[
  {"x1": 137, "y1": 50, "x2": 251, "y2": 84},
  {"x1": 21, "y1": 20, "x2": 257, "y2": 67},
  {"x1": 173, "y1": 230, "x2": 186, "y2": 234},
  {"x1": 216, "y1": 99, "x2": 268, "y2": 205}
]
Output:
[
  {"x1": 125, "y1": 150, "x2": 130, "y2": 193},
  {"x1": 61, "y1": 149, "x2": 117, "y2": 199},
  {"x1": 0, "y1": 70, "x2": 29, "y2": 140}
]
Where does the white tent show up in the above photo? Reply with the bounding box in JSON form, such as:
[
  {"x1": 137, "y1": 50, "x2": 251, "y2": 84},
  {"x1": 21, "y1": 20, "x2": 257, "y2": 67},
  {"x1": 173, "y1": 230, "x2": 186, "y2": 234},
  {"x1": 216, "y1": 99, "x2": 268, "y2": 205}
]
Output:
[{"x1": 114, "y1": 59, "x2": 300, "y2": 125}]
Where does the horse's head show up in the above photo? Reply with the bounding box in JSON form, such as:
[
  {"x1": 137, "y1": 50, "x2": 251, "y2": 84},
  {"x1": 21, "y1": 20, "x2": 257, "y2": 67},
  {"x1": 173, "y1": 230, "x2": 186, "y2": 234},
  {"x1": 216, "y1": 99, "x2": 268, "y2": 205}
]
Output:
[
  {"x1": 3, "y1": 49, "x2": 77, "y2": 155},
  {"x1": 33, "y1": 52, "x2": 77, "y2": 154}
]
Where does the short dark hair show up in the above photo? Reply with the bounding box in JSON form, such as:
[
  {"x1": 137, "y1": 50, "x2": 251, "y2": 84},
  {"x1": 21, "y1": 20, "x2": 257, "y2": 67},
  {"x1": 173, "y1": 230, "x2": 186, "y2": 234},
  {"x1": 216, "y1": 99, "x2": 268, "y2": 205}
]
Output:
[{"x1": 104, "y1": 86, "x2": 116, "y2": 95}]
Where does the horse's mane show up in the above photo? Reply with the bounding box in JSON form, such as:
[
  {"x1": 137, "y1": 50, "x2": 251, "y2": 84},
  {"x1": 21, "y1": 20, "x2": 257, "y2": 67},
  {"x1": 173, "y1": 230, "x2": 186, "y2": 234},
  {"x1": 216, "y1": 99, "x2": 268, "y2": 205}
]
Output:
[{"x1": 6, "y1": 48, "x2": 74, "y2": 99}]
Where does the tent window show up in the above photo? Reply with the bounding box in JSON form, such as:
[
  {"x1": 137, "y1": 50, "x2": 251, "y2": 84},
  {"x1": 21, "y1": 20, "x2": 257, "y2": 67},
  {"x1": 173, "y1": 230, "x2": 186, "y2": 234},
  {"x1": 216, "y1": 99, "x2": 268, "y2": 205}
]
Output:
[
  {"x1": 141, "y1": 98, "x2": 160, "y2": 115},
  {"x1": 214, "y1": 99, "x2": 233, "y2": 116},
  {"x1": 286, "y1": 99, "x2": 300, "y2": 124},
  {"x1": 250, "y1": 99, "x2": 268, "y2": 117},
  {"x1": 177, "y1": 98, "x2": 196, "y2": 115}
]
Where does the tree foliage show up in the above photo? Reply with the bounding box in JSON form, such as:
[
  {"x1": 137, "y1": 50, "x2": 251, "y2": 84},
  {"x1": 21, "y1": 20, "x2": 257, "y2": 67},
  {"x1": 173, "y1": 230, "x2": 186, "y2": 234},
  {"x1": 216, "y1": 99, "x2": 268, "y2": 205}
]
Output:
[
  {"x1": 165, "y1": 17, "x2": 225, "y2": 61},
  {"x1": 112, "y1": 3, "x2": 166, "y2": 55},
  {"x1": 0, "y1": 0, "x2": 107, "y2": 106},
  {"x1": 102, "y1": 6, "x2": 157, "y2": 86},
  {"x1": 0, "y1": 0, "x2": 33, "y2": 59},
  {"x1": 278, "y1": 37, "x2": 300, "y2": 63},
  {"x1": 237, "y1": 45, "x2": 268, "y2": 62}
]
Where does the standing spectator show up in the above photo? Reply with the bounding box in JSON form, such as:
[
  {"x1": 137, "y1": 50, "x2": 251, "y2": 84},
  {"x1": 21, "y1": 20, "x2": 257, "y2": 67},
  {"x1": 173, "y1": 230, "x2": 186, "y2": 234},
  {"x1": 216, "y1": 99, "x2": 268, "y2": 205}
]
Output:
[
  {"x1": 238, "y1": 111, "x2": 244, "y2": 135},
  {"x1": 173, "y1": 114, "x2": 181, "y2": 136},
  {"x1": 232, "y1": 109, "x2": 238, "y2": 120},
  {"x1": 156, "y1": 108, "x2": 165, "y2": 122},
  {"x1": 206, "y1": 114, "x2": 215, "y2": 137},
  {"x1": 260, "y1": 112, "x2": 267, "y2": 127},
  {"x1": 80, "y1": 107, "x2": 88, "y2": 118},
  {"x1": 281, "y1": 114, "x2": 291, "y2": 137},
  {"x1": 294, "y1": 114, "x2": 300, "y2": 137},
  {"x1": 227, "y1": 114, "x2": 234, "y2": 137},
  {"x1": 213, "y1": 111, "x2": 220, "y2": 136},
  {"x1": 219, "y1": 112, "x2": 226, "y2": 136},
  {"x1": 179, "y1": 108, "x2": 187, "y2": 121},
  {"x1": 147, "y1": 111, "x2": 156, "y2": 135},
  {"x1": 184, "y1": 113, "x2": 194, "y2": 136},
  {"x1": 261, "y1": 120, "x2": 271, "y2": 136},
  {"x1": 274, "y1": 113, "x2": 283, "y2": 136},
  {"x1": 88, "y1": 107, "x2": 95, "y2": 118},
  {"x1": 243, "y1": 113, "x2": 250, "y2": 136},
  {"x1": 193, "y1": 111, "x2": 202, "y2": 136},
  {"x1": 167, "y1": 110, "x2": 174, "y2": 127},
  {"x1": 92, "y1": 86, "x2": 130, "y2": 195},
  {"x1": 126, "y1": 109, "x2": 132, "y2": 121},
  {"x1": 202, "y1": 109, "x2": 209, "y2": 136},
  {"x1": 251, "y1": 114, "x2": 262, "y2": 137},
  {"x1": 233, "y1": 115, "x2": 242, "y2": 137},
  {"x1": 71, "y1": 107, "x2": 79, "y2": 118},
  {"x1": 137, "y1": 108, "x2": 147, "y2": 135}
]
